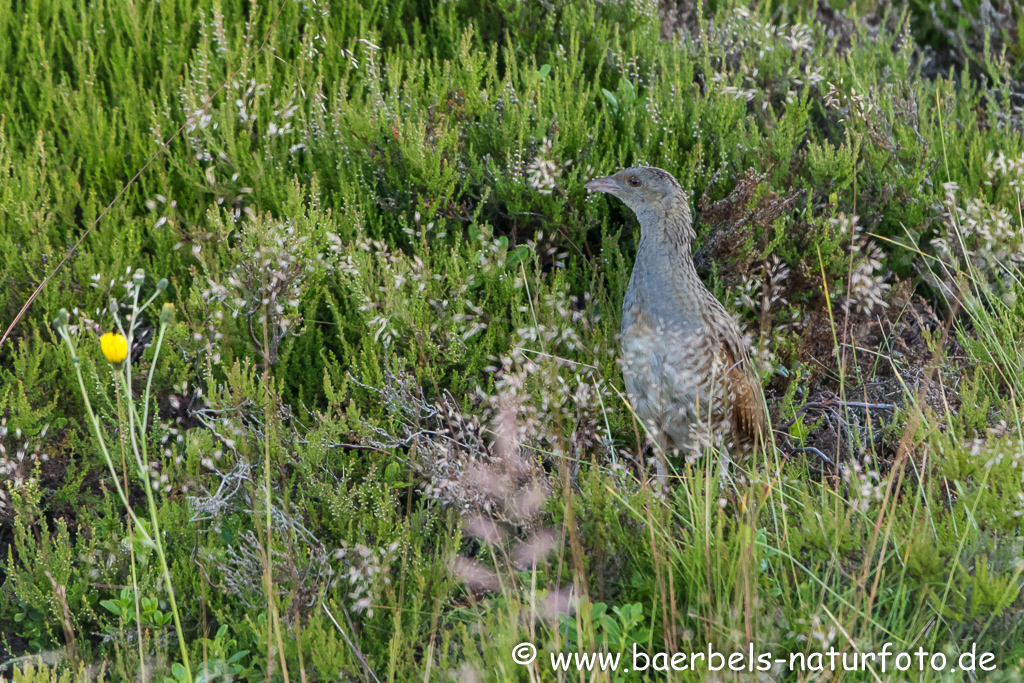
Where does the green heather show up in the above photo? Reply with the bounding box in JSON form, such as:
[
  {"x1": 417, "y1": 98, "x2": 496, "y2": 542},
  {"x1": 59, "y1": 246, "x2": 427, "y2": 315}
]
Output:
[{"x1": 1, "y1": 0, "x2": 1024, "y2": 680}]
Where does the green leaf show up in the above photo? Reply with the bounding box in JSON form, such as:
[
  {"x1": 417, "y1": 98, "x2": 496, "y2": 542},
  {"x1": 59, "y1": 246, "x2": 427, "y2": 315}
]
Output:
[
  {"x1": 100, "y1": 600, "x2": 124, "y2": 618},
  {"x1": 617, "y1": 77, "x2": 634, "y2": 100},
  {"x1": 505, "y1": 244, "x2": 532, "y2": 269},
  {"x1": 601, "y1": 89, "x2": 618, "y2": 113},
  {"x1": 788, "y1": 415, "x2": 809, "y2": 441}
]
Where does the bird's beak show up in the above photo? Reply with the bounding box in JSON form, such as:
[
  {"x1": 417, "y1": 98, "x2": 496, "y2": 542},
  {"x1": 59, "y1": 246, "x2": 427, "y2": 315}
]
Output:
[{"x1": 584, "y1": 176, "x2": 620, "y2": 195}]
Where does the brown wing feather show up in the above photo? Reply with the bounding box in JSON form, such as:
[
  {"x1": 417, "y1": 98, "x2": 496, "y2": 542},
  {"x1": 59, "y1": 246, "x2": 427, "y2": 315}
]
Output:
[
  {"x1": 698, "y1": 293, "x2": 768, "y2": 448},
  {"x1": 720, "y1": 339, "x2": 768, "y2": 448}
]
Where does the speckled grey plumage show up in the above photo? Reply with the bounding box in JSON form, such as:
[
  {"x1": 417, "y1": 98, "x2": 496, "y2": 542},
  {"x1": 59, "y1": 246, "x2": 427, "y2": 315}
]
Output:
[{"x1": 586, "y1": 166, "x2": 766, "y2": 472}]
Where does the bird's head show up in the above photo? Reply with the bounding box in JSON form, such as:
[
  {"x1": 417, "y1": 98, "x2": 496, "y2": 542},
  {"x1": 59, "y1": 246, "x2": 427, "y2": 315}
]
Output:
[
  {"x1": 586, "y1": 165, "x2": 693, "y2": 244},
  {"x1": 585, "y1": 166, "x2": 683, "y2": 214}
]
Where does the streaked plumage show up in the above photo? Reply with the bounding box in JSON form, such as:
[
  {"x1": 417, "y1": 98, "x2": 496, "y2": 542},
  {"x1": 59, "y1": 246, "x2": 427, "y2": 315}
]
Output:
[{"x1": 586, "y1": 166, "x2": 766, "y2": 472}]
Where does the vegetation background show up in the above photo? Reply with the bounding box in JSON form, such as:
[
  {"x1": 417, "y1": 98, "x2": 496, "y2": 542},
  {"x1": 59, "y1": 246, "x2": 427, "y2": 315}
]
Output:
[{"x1": 1, "y1": 0, "x2": 1024, "y2": 679}]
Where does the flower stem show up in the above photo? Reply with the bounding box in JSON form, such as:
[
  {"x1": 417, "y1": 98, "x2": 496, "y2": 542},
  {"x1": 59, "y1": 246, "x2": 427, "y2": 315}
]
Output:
[
  {"x1": 121, "y1": 318, "x2": 191, "y2": 682},
  {"x1": 58, "y1": 329, "x2": 145, "y2": 534},
  {"x1": 116, "y1": 383, "x2": 148, "y2": 681}
]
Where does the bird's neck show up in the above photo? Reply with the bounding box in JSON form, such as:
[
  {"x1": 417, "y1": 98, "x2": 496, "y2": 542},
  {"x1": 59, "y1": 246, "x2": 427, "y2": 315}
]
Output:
[
  {"x1": 625, "y1": 195, "x2": 707, "y2": 331},
  {"x1": 635, "y1": 195, "x2": 698, "y2": 281}
]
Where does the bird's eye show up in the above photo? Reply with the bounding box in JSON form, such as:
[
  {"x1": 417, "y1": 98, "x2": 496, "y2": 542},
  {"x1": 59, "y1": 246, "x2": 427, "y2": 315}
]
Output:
[{"x1": 629, "y1": 176, "x2": 641, "y2": 187}]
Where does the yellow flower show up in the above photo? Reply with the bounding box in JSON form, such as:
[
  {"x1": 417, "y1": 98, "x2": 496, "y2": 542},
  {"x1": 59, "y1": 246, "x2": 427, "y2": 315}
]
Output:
[{"x1": 100, "y1": 332, "x2": 128, "y2": 365}]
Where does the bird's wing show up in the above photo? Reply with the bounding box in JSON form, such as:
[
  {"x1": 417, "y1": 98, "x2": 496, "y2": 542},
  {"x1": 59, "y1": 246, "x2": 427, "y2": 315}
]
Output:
[{"x1": 717, "y1": 331, "x2": 767, "y2": 446}]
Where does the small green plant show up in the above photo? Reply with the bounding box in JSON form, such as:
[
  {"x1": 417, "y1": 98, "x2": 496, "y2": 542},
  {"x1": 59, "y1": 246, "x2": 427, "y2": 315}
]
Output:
[
  {"x1": 560, "y1": 600, "x2": 652, "y2": 652},
  {"x1": 100, "y1": 590, "x2": 174, "y2": 628},
  {"x1": 194, "y1": 625, "x2": 251, "y2": 683}
]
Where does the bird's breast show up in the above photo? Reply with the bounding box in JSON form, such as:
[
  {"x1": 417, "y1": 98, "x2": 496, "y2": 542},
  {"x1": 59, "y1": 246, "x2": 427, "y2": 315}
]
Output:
[{"x1": 621, "y1": 276, "x2": 703, "y2": 343}]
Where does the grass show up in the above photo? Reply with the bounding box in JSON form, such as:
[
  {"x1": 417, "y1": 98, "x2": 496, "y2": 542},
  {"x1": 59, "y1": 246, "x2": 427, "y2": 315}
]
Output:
[{"x1": 1, "y1": 0, "x2": 1024, "y2": 680}]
